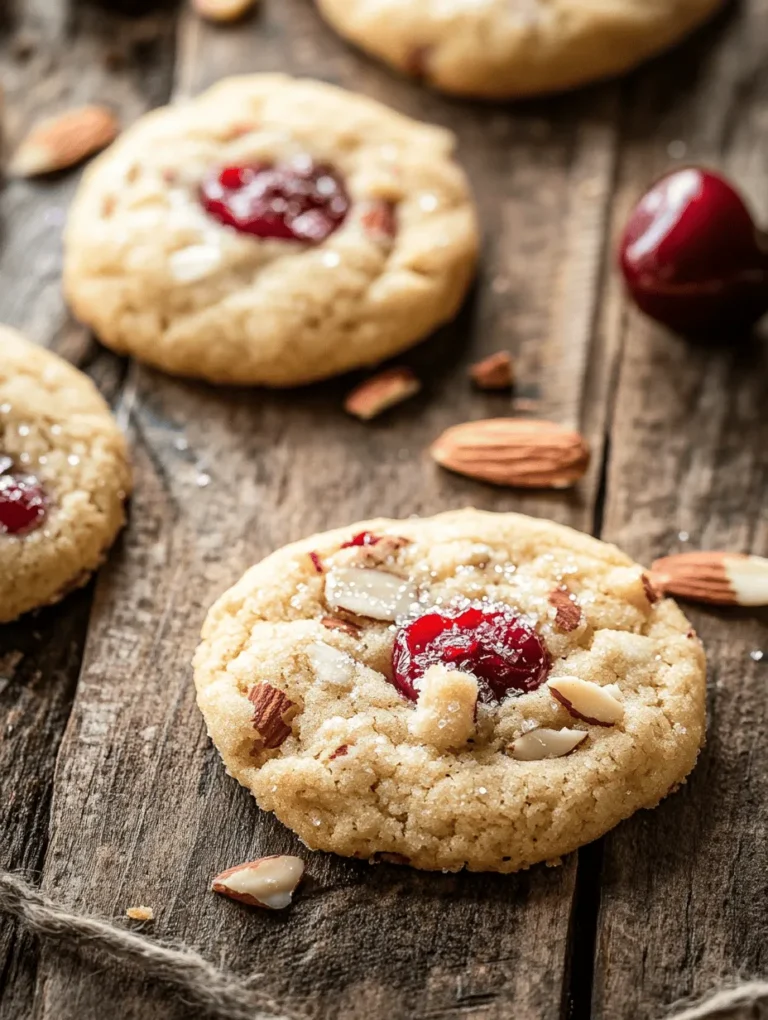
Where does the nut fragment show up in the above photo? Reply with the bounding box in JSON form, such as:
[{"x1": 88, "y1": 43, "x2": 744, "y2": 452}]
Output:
[
  {"x1": 344, "y1": 368, "x2": 421, "y2": 421},
  {"x1": 548, "y1": 587, "x2": 582, "y2": 632},
  {"x1": 325, "y1": 566, "x2": 417, "y2": 622},
  {"x1": 470, "y1": 351, "x2": 515, "y2": 390},
  {"x1": 430, "y1": 419, "x2": 590, "y2": 489},
  {"x1": 548, "y1": 676, "x2": 624, "y2": 727},
  {"x1": 9, "y1": 105, "x2": 119, "y2": 177},
  {"x1": 320, "y1": 615, "x2": 361, "y2": 637},
  {"x1": 193, "y1": 0, "x2": 257, "y2": 22},
  {"x1": 642, "y1": 572, "x2": 662, "y2": 604},
  {"x1": 125, "y1": 906, "x2": 154, "y2": 921},
  {"x1": 248, "y1": 683, "x2": 298, "y2": 751},
  {"x1": 350, "y1": 535, "x2": 411, "y2": 568},
  {"x1": 408, "y1": 665, "x2": 478, "y2": 750},
  {"x1": 509, "y1": 727, "x2": 587, "y2": 761},
  {"x1": 212, "y1": 856, "x2": 304, "y2": 910},
  {"x1": 361, "y1": 200, "x2": 397, "y2": 239},
  {"x1": 650, "y1": 551, "x2": 768, "y2": 607}
]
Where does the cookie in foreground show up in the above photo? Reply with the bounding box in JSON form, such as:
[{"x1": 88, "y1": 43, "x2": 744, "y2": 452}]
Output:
[
  {"x1": 194, "y1": 509, "x2": 706, "y2": 873},
  {"x1": 63, "y1": 74, "x2": 479, "y2": 387},
  {"x1": 0, "y1": 326, "x2": 131, "y2": 623},
  {"x1": 315, "y1": 0, "x2": 722, "y2": 99}
]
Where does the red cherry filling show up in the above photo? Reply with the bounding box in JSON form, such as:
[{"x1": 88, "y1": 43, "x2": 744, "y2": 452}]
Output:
[
  {"x1": 619, "y1": 167, "x2": 768, "y2": 334},
  {"x1": 0, "y1": 470, "x2": 47, "y2": 535},
  {"x1": 392, "y1": 603, "x2": 550, "y2": 704},
  {"x1": 200, "y1": 158, "x2": 350, "y2": 243}
]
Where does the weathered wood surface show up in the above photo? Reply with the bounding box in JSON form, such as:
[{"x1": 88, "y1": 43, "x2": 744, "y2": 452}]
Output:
[{"x1": 0, "y1": 1, "x2": 766, "y2": 1018}]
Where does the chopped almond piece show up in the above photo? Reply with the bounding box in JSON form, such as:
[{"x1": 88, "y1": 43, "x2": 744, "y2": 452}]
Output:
[
  {"x1": 344, "y1": 368, "x2": 421, "y2": 421},
  {"x1": 470, "y1": 351, "x2": 515, "y2": 390}
]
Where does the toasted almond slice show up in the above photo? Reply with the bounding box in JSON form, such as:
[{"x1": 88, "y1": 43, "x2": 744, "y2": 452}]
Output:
[
  {"x1": 651, "y1": 551, "x2": 768, "y2": 607},
  {"x1": 548, "y1": 586, "x2": 582, "y2": 632},
  {"x1": 125, "y1": 906, "x2": 154, "y2": 921},
  {"x1": 469, "y1": 351, "x2": 515, "y2": 390},
  {"x1": 430, "y1": 419, "x2": 590, "y2": 489},
  {"x1": 344, "y1": 368, "x2": 421, "y2": 421},
  {"x1": 548, "y1": 676, "x2": 624, "y2": 727},
  {"x1": 212, "y1": 855, "x2": 304, "y2": 910},
  {"x1": 305, "y1": 641, "x2": 356, "y2": 686},
  {"x1": 193, "y1": 0, "x2": 257, "y2": 22},
  {"x1": 509, "y1": 727, "x2": 588, "y2": 761},
  {"x1": 10, "y1": 105, "x2": 119, "y2": 177},
  {"x1": 325, "y1": 566, "x2": 417, "y2": 622},
  {"x1": 248, "y1": 683, "x2": 298, "y2": 750}
]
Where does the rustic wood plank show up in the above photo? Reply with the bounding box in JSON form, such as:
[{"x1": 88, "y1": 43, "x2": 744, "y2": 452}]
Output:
[
  {"x1": 0, "y1": 2, "x2": 178, "y2": 1018},
  {"x1": 29, "y1": 2, "x2": 621, "y2": 1018},
  {"x1": 592, "y1": 1, "x2": 768, "y2": 1016}
]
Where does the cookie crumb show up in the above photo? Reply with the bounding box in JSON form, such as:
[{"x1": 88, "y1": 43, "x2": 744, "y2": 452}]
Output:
[
  {"x1": 408, "y1": 665, "x2": 478, "y2": 750},
  {"x1": 126, "y1": 906, "x2": 154, "y2": 921}
]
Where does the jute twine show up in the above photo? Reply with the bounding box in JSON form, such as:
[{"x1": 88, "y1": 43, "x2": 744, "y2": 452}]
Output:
[{"x1": 1, "y1": 868, "x2": 765, "y2": 1019}]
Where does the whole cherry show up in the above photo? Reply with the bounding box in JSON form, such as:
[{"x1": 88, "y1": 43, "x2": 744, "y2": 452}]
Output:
[{"x1": 619, "y1": 167, "x2": 768, "y2": 335}]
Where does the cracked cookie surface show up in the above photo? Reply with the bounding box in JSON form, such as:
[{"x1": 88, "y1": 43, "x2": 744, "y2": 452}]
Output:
[
  {"x1": 194, "y1": 508, "x2": 706, "y2": 873},
  {"x1": 0, "y1": 326, "x2": 131, "y2": 623},
  {"x1": 316, "y1": 0, "x2": 722, "y2": 98},
  {"x1": 63, "y1": 75, "x2": 479, "y2": 386}
]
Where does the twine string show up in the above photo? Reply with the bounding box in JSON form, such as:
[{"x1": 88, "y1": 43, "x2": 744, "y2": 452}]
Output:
[
  {"x1": 0, "y1": 870, "x2": 297, "y2": 1020},
  {"x1": 1, "y1": 868, "x2": 765, "y2": 1019}
]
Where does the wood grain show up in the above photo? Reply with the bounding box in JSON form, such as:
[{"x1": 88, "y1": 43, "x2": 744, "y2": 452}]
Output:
[
  {"x1": 592, "y1": 2, "x2": 768, "y2": 1016},
  {"x1": 25, "y1": 2, "x2": 619, "y2": 1018}
]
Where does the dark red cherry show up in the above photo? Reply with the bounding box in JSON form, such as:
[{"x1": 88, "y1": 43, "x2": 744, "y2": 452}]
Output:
[
  {"x1": 200, "y1": 158, "x2": 350, "y2": 243},
  {"x1": 392, "y1": 603, "x2": 550, "y2": 705},
  {"x1": 341, "y1": 531, "x2": 381, "y2": 549},
  {"x1": 0, "y1": 470, "x2": 47, "y2": 535},
  {"x1": 619, "y1": 167, "x2": 768, "y2": 335}
]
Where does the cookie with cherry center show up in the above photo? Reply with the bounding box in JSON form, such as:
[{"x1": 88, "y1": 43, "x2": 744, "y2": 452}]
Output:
[
  {"x1": 63, "y1": 74, "x2": 479, "y2": 387},
  {"x1": 194, "y1": 508, "x2": 706, "y2": 873},
  {"x1": 0, "y1": 326, "x2": 131, "y2": 623}
]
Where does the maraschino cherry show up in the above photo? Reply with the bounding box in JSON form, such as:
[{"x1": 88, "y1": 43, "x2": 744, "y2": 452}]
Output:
[
  {"x1": 200, "y1": 158, "x2": 350, "y2": 243},
  {"x1": 392, "y1": 603, "x2": 550, "y2": 704},
  {"x1": 619, "y1": 167, "x2": 768, "y2": 335},
  {"x1": 0, "y1": 461, "x2": 47, "y2": 536}
]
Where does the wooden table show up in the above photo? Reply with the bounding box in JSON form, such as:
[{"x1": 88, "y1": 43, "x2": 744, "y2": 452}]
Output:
[{"x1": 1, "y1": 2, "x2": 766, "y2": 1018}]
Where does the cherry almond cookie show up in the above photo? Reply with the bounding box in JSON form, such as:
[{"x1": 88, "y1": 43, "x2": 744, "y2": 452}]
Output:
[
  {"x1": 315, "y1": 0, "x2": 722, "y2": 99},
  {"x1": 0, "y1": 327, "x2": 131, "y2": 623},
  {"x1": 63, "y1": 75, "x2": 479, "y2": 386},
  {"x1": 194, "y1": 509, "x2": 706, "y2": 873}
]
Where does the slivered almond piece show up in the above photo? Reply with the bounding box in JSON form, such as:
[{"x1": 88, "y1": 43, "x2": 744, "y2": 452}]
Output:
[
  {"x1": 9, "y1": 105, "x2": 119, "y2": 177},
  {"x1": 509, "y1": 727, "x2": 587, "y2": 761},
  {"x1": 248, "y1": 683, "x2": 298, "y2": 750},
  {"x1": 325, "y1": 566, "x2": 417, "y2": 622},
  {"x1": 470, "y1": 351, "x2": 515, "y2": 390},
  {"x1": 548, "y1": 676, "x2": 624, "y2": 727},
  {"x1": 548, "y1": 587, "x2": 582, "y2": 632},
  {"x1": 344, "y1": 368, "x2": 421, "y2": 421},
  {"x1": 650, "y1": 551, "x2": 768, "y2": 607},
  {"x1": 305, "y1": 642, "x2": 356, "y2": 686},
  {"x1": 212, "y1": 855, "x2": 304, "y2": 910},
  {"x1": 193, "y1": 0, "x2": 257, "y2": 22},
  {"x1": 430, "y1": 419, "x2": 590, "y2": 489}
]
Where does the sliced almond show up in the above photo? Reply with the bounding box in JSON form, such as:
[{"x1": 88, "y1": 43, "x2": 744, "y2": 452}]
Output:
[
  {"x1": 509, "y1": 727, "x2": 588, "y2": 761},
  {"x1": 10, "y1": 105, "x2": 120, "y2": 177},
  {"x1": 125, "y1": 906, "x2": 154, "y2": 921},
  {"x1": 470, "y1": 351, "x2": 515, "y2": 390},
  {"x1": 248, "y1": 683, "x2": 298, "y2": 751},
  {"x1": 430, "y1": 419, "x2": 590, "y2": 489},
  {"x1": 193, "y1": 0, "x2": 257, "y2": 22},
  {"x1": 212, "y1": 855, "x2": 304, "y2": 910},
  {"x1": 650, "y1": 551, "x2": 768, "y2": 607},
  {"x1": 305, "y1": 641, "x2": 356, "y2": 686},
  {"x1": 325, "y1": 566, "x2": 417, "y2": 622},
  {"x1": 548, "y1": 676, "x2": 624, "y2": 727},
  {"x1": 344, "y1": 368, "x2": 421, "y2": 421},
  {"x1": 320, "y1": 615, "x2": 362, "y2": 638},
  {"x1": 548, "y1": 586, "x2": 582, "y2": 632}
]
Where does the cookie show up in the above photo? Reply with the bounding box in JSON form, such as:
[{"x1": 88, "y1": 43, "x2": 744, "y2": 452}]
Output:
[
  {"x1": 63, "y1": 75, "x2": 479, "y2": 387},
  {"x1": 0, "y1": 327, "x2": 131, "y2": 623},
  {"x1": 316, "y1": 0, "x2": 722, "y2": 98},
  {"x1": 194, "y1": 508, "x2": 706, "y2": 873}
]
